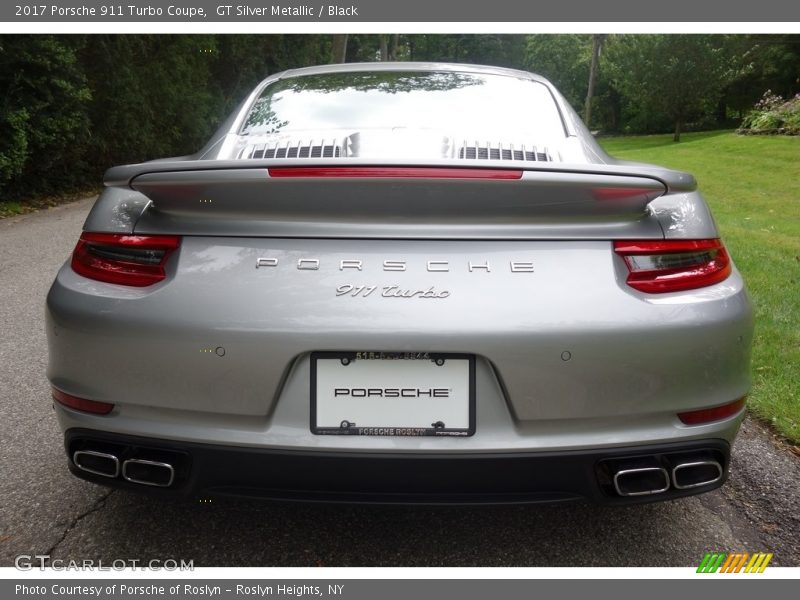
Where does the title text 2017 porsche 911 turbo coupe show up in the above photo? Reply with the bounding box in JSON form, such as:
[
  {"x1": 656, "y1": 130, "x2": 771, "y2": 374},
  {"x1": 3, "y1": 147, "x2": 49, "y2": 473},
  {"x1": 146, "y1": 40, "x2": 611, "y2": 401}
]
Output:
[{"x1": 46, "y1": 63, "x2": 753, "y2": 504}]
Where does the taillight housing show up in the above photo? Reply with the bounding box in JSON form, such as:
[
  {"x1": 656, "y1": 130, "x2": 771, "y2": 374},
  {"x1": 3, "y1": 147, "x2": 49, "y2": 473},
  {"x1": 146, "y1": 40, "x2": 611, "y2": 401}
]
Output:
[
  {"x1": 71, "y1": 233, "x2": 180, "y2": 287},
  {"x1": 613, "y1": 239, "x2": 731, "y2": 293}
]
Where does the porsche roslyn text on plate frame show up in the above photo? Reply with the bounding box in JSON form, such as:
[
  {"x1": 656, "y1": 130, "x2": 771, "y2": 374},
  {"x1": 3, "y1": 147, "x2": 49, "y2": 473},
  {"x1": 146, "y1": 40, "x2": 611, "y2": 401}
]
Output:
[{"x1": 310, "y1": 352, "x2": 476, "y2": 436}]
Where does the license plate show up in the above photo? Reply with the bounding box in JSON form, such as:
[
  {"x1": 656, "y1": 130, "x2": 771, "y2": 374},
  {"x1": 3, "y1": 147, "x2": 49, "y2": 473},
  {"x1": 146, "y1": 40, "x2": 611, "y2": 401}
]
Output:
[{"x1": 311, "y1": 352, "x2": 475, "y2": 436}]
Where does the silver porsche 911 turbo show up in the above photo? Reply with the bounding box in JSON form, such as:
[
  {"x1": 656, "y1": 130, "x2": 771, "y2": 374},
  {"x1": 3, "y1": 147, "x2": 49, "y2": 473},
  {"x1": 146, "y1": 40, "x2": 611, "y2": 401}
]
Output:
[{"x1": 46, "y1": 62, "x2": 753, "y2": 504}]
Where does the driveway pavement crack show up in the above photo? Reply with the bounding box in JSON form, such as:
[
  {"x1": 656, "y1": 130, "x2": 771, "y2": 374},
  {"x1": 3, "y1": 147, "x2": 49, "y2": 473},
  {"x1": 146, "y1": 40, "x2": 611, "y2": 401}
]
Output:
[{"x1": 45, "y1": 490, "x2": 114, "y2": 560}]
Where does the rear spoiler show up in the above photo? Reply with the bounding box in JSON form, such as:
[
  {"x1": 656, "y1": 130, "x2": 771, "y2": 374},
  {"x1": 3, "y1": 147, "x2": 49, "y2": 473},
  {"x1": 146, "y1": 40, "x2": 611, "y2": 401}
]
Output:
[
  {"x1": 105, "y1": 158, "x2": 694, "y2": 190},
  {"x1": 100, "y1": 160, "x2": 693, "y2": 239}
]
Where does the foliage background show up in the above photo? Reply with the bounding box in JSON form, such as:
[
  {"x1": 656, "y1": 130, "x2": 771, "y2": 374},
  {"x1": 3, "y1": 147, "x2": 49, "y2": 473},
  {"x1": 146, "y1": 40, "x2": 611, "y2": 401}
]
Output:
[{"x1": 0, "y1": 34, "x2": 798, "y2": 200}]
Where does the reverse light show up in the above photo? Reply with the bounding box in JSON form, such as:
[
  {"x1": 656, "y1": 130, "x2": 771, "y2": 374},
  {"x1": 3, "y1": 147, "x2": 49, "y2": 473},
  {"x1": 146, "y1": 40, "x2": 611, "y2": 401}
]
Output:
[
  {"x1": 53, "y1": 388, "x2": 114, "y2": 415},
  {"x1": 678, "y1": 397, "x2": 746, "y2": 425},
  {"x1": 613, "y1": 239, "x2": 731, "y2": 293},
  {"x1": 71, "y1": 233, "x2": 180, "y2": 287}
]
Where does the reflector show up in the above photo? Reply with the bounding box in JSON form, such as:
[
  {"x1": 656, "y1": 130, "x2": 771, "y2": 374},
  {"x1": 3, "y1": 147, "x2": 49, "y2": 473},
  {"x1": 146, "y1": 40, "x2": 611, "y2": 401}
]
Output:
[
  {"x1": 53, "y1": 388, "x2": 114, "y2": 415},
  {"x1": 678, "y1": 397, "x2": 746, "y2": 425}
]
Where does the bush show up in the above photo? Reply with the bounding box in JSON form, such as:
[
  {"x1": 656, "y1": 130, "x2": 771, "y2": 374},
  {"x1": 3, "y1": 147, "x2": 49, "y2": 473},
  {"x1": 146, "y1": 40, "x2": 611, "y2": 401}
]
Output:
[
  {"x1": 0, "y1": 36, "x2": 91, "y2": 197},
  {"x1": 0, "y1": 109, "x2": 29, "y2": 183},
  {"x1": 739, "y1": 90, "x2": 800, "y2": 134}
]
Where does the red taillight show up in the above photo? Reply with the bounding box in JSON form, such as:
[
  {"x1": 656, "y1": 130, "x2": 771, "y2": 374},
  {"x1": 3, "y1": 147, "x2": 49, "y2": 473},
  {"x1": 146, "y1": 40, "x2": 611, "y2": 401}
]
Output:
[
  {"x1": 613, "y1": 239, "x2": 731, "y2": 293},
  {"x1": 71, "y1": 233, "x2": 180, "y2": 287},
  {"x1": 267, "y1": 167, "x2": 523, "y2": 179},
  {"x1": 678, "y1": 397, "x2": 746, "y2": 425},
  {"x1": 53, "y1": 388, "x2": 114, "y2": 415}
]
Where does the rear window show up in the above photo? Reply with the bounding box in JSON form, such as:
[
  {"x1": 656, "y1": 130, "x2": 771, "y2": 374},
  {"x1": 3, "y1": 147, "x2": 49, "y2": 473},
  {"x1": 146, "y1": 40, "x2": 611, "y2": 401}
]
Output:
[{"x1": 241, "y1": 71, "x2": 567, "y2": 143}]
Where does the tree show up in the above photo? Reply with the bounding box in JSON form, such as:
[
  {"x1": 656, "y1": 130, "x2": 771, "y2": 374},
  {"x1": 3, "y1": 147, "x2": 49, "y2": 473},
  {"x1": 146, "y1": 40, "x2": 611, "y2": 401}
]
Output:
[
  {"x1": 81, "y1": 35, "x2": 218, "y2": 165},
  {"x1": 0, "y1": 35, "x2": 90, "y2": 195},
  {"x1": 409, "y1": 35, "x2": 526, "y2": 69},
  {"x1": 605, "y1": 35, "x2": 735, "y2": 141},
  {"x1": 584, "y1": 34, "x2": 606, "y2": 127},
  {"x1": 379, "y1": 35, "x2": 401, "y2": 61},
  {"x1": 523, "y1": 35, "x2": 592, "y2": 110},
  {"x1": 723, "y1": 34, "x2": 800, "y2": 117},
  {"x1": 331, "y1": 35, "x2": 348, "y2": 63}
]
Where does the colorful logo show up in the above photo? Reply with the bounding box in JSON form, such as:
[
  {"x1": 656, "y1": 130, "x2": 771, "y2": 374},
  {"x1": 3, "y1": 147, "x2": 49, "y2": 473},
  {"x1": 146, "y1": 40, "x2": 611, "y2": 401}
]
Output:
[{"x1": 697, "y1": 552, "x2": 773, "y2": 573}]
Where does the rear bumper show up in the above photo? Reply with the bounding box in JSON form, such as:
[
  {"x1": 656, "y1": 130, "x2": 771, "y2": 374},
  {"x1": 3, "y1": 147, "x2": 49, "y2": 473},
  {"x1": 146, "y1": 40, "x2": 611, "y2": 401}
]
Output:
[
  {"x1": 65, "y1": 428, "x2": 730, "y2": 505},
  {"x1": 47, "y1": 238, "x2": 754, "y2": 424}
]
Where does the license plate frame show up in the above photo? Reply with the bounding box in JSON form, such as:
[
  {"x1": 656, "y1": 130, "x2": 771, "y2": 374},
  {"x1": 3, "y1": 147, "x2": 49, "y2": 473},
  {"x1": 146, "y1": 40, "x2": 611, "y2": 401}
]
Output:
[{"x1": 310, "y1": 351, "x2": 476, "y2": 437}]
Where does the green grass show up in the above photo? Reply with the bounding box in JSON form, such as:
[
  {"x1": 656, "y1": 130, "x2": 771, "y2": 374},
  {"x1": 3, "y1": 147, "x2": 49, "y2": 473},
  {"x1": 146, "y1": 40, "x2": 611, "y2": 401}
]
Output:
[
  {"x1": 601, "y1": 131, "x2": 800, "y2": 443},
  {"x1": 0, "y1": 201, "x2": 26, "y2": 218},
  {"x1": 0, "y1": 187, "x2": 100, "y2": 220}
]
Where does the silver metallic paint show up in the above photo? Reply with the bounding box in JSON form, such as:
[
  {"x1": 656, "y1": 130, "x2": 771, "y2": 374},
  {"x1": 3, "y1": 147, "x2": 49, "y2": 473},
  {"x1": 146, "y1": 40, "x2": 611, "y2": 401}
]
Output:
[
  {"x1": 47, "y1": 237, "x2": 752, "y2": 421},
  {"x1": 47, "y1": 62, "x2": 753, "y2": 476}
]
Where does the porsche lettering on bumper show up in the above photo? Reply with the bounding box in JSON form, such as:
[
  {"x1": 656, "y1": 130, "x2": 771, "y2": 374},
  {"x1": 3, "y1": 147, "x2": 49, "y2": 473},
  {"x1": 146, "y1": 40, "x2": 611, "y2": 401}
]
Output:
[{"x1": 255, "y1": 258, "x2": 535, "y2": 273}]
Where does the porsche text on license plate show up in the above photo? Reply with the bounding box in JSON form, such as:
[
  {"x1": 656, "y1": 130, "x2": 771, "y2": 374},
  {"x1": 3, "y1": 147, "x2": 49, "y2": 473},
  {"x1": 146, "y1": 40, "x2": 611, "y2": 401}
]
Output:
[{"x1": 311, "y1": 352, "x2": 475, "y2": 436}]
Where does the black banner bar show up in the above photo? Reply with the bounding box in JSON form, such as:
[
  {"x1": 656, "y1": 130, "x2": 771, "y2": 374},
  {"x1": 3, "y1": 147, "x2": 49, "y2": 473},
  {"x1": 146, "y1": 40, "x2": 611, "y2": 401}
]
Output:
[{"x1": 2, "y1": 0, "x2": 800, "y2": 22}]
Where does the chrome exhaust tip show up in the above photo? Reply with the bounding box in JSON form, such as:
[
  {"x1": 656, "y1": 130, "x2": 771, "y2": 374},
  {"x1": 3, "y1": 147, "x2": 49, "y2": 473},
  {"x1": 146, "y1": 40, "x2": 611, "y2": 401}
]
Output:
[
  {"x1": 672, "y1": 460, "x2": 723, "y2": 490},
  {"x1": 73, "y1": 450, "x2": 120, "y2": 478},
  {"x1": 613, "y1": 466, "x2": 670, "y2": 497},
  {"x1": 122, "y1": 459, "x2": 175, "y2": 488}
]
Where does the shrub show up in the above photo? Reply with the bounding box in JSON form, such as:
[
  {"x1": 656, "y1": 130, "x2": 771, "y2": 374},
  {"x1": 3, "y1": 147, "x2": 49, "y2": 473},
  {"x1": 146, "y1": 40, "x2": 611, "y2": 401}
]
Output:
[{"x1": 739, "y1": 90, "x2": 800, "y2": 134}]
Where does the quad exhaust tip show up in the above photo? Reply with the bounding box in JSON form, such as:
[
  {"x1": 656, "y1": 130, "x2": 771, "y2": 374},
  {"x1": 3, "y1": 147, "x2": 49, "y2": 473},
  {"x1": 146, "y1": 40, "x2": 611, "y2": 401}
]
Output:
[
  {"x1": 613, "y1": 466, "x2": 670, "y2": 497},
  {"x1": 72, "y1": 450, "x2": 120, "y2": 479},
  {"x1": 72, "y1": 446, "x2": 177, "y2": 488},
  {"x1": 672, "y1": 460, "x2": 723, "y2": 490},
  {"x1": 122, "y1": 458, "x2": 175, "y2": 488},
  {"x1": 609, "y1": 457, "x2": 724, "y2": 497}
]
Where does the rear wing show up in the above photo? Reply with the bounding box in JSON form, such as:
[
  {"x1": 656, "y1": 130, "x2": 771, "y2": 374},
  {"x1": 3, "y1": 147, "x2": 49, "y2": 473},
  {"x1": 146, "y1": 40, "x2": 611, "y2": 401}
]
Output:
[{"x1": 96, "y1": 160, "x2": 698, "y2": 240}]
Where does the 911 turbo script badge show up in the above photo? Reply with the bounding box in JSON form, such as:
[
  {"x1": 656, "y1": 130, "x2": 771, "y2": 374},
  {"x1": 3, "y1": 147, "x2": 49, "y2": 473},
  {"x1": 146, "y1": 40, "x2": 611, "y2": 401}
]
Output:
[{"x1": 336, "y1": 284, "x2": 450, "y2": 299}]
